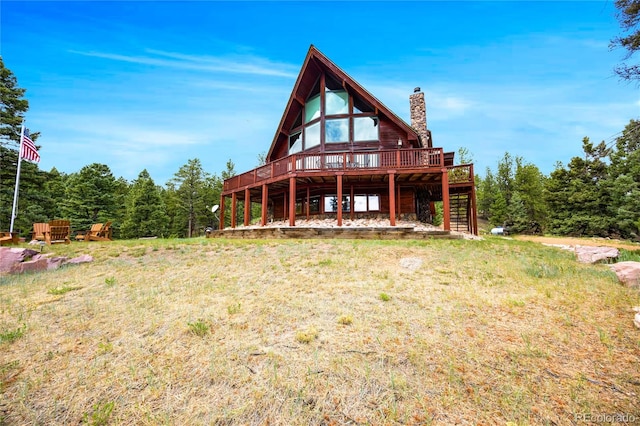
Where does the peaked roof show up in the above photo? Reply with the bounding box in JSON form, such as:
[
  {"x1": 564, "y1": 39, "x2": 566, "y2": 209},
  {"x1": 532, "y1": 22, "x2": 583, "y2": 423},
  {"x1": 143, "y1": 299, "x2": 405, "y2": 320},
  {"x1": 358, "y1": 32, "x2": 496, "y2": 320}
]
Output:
[{"x1": 266, "y1": 45, "x2": 421, "y2": 161}]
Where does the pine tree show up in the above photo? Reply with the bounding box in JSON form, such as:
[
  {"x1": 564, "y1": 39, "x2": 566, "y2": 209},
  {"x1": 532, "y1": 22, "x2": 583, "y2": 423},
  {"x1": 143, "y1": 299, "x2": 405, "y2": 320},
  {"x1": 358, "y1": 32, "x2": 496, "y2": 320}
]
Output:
[
  {"x1": 61, "y1": 163, "x2": 120, "y2": 232},
  {"x1": 168, "y1": 158, "x2": 211, "y2": 237},
  {"x1": 121, "y1": 170, "x2": 168, "y2": 238},
  {"x1": 0, "y1": 56, "x2": 28, "y2": 149}
]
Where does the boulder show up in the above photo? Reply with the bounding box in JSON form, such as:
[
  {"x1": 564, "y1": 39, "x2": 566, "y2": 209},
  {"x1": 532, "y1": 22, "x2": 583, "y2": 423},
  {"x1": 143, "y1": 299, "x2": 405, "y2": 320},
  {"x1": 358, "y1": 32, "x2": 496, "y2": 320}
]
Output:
[
  {"x1": 0, "y1": 247, "x2": 93, "y2": 275},
  {"x1": 575, "y1": 245, "x2": 619, "y2": 264},
  {"x1": 608, "y1": 261, "x2": 640, "y2": 288},
  {"x1": 0, "y1": 247, "x2": 39, "y2": 273}
]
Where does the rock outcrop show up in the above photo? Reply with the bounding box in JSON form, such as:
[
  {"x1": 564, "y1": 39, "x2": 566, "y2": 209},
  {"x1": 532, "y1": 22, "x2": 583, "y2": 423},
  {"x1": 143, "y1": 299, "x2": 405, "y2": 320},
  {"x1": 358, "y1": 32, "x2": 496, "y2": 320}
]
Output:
[
  {"x1": 0, "y1": 247, "x2": 92, "y2": 274},
  {"x1": 575, "y1": 245, "x2": 619, "y2": 264}
]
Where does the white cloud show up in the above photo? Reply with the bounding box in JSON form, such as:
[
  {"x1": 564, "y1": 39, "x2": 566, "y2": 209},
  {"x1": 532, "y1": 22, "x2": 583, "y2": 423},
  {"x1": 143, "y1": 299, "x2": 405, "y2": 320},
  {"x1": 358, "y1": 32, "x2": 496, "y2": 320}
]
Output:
[{"x1": 70, "y1": 49, "x2": 298, "y2": 78}]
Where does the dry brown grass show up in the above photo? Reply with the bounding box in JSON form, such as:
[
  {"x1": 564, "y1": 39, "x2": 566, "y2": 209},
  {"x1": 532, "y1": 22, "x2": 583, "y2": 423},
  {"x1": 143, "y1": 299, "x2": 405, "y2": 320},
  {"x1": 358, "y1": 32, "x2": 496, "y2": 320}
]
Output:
[{"x1": 1, "y1": 237, "x2": 639, "y2": 425}]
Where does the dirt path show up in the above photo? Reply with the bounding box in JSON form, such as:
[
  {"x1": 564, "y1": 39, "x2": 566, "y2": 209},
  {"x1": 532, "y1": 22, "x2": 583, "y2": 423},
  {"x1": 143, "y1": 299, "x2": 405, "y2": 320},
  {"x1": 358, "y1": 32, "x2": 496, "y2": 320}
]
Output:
[{"x1": 514, "y1": 235, "x2": 640, "y2": 251}]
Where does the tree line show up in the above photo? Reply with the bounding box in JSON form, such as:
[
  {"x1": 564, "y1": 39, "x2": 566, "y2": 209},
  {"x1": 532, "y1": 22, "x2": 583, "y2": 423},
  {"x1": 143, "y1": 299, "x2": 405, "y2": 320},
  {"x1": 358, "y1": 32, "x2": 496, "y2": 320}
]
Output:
[
  {"x1": 0, "y1": 150, "x2": 238, "y2": 238},
  {"x1": 475, "y1": 119, "x2": 640, "y2": 241}
]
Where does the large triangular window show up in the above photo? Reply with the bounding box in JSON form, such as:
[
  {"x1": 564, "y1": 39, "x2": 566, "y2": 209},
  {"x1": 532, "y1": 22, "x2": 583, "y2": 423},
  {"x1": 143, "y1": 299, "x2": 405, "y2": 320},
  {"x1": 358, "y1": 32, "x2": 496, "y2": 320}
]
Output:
[{"x1": 288, "y1": 73, "x2": 379, "y2": 154}]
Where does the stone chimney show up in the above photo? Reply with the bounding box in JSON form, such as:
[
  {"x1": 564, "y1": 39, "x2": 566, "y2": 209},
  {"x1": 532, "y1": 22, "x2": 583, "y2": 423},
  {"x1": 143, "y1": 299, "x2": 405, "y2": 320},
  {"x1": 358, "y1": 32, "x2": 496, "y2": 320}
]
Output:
[{"x1": 409, "y1": 87, "x2": 429, "y2": 147}]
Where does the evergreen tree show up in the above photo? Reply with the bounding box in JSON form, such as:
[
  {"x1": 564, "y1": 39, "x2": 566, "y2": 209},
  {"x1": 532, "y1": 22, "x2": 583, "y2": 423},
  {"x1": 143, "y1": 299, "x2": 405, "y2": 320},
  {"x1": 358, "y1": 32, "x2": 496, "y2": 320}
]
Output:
[
  {"x1": 545, "y1": 138, "x2": 612, "y2": 236},
  {"x1": 0, "y1": 56, "x2": 28, "y2": 149},
  {"x1": 168, "y1": 158, "x2": 211, "y2": 237},
  {"x1": 121, "y1": 170, "x2": 168, "y2": 238},
  {"x1": 476, "y1": 167, "x2": 497, "y2": 219},
  {"x1": 0, "y1": 56, "x2": 44, "y2": 234},
  {"x1": 506, "y1": 191, "x2": 529, "y2": 233},
  {"x1": 496, "y1": 152, "x2": 515, "y2": 205},
  {"x1": 606, "y1": 119, "x2": 640, "y2": 239},
  {"x1": 489, "y1": 192, "x2": 508, "y2": 227},
  {"x1": 61, "y1": 163, "x2": 120, "y2": 232},
  {"x1": 513, "y1": 159, "x2": 547, "y2": 233},
  {"x1": 611, "y1": 0, "x2": 640, "y2": 81}
]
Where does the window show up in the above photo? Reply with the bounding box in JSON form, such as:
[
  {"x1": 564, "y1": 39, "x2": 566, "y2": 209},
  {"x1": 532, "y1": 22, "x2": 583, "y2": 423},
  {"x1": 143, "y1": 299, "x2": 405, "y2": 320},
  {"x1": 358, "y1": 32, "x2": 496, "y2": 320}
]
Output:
[
  {"x1": 325, "y1": 119, "x2": 349, "y2": 143},
  {"x1": 354, "y1": 117, "x2": 379, "y2": 141},
  {"x1": 324, "y1": 195, "x2": 350, "y2": 212},
  {"x1": 354, "y1": 97, "x2": 374, "y2": 114},
  {"x1": 368, "y1": 195, "x2": 380, "y2": 211},
  {"x1": 290, "y1": 75, "x2": 379, "y2": 153},
  {"x1": 354, "y1": 194, "x2": 380, "y2": 212},
  {"x1": 305, "y1": 94, "x2": 320, "y2": 123},
  {"x1": 305, "y1": 122, "x2": 320, "y2": 149},
  {"x1": 289, "y1": 132, "x2": 302, "y2": 154},
  {"x1": 354, "y1": 195, "x2": 367, "y2": 212},
  {"x1": 325, "y1": 90, "x2": 348, "y2": 115},
  {"x1": 309, "y1": 196, "x2": 320, "y2": 213}
]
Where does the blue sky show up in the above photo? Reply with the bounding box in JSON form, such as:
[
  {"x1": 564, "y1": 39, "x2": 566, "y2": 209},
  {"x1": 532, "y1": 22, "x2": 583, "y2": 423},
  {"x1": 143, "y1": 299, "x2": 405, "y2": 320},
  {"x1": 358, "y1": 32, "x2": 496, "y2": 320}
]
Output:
[{"x1": 1, "y1": 1, "x2": 638, "y2": 185}]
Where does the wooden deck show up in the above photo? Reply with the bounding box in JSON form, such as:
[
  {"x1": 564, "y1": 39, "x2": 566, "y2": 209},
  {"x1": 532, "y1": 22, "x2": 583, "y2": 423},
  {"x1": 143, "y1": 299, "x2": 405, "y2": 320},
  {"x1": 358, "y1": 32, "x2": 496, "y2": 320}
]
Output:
[{"x1": 223, "y1": 147, "x2": 473, "y2": 195}]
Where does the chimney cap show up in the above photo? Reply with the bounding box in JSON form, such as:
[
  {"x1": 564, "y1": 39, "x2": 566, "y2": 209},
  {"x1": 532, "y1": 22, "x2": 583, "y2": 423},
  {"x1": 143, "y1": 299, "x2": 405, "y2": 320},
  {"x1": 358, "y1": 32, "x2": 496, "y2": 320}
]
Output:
[{"x1": 413, "y1": 87, "x2": 421, "y2": 93}]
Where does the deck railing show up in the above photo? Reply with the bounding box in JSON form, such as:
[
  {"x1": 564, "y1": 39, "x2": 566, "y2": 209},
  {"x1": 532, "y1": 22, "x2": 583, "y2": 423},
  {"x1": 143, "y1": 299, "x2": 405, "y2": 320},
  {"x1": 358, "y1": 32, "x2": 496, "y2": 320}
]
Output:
[
  {"x1": 224, "y1": 147, "x2": 448, "y2": 192},
  {"x1": 448, "y1": 164, "x2": 474, "y2": 185}
]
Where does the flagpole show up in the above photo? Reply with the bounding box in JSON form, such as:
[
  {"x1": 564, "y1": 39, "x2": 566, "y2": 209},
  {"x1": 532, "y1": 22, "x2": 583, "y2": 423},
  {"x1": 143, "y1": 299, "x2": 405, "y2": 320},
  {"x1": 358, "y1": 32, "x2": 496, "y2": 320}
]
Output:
[{"x1": 9, "y1": 124, "x2": 25, "y2": 233}]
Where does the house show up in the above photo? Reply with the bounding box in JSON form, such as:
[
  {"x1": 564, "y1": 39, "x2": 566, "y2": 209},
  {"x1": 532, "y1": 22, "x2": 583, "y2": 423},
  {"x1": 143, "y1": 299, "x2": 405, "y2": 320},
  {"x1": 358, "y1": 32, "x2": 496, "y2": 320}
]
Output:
[{"x1": 220, "y1": 46, "x2": 477, "y2": 235}]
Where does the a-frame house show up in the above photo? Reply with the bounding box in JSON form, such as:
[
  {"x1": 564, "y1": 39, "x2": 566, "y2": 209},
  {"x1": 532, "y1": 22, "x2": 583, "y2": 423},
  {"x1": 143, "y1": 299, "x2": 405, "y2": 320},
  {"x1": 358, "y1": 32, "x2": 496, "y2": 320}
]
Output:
[{"x1": 220, "y1": 46, "x2": 478, "y2": 235}]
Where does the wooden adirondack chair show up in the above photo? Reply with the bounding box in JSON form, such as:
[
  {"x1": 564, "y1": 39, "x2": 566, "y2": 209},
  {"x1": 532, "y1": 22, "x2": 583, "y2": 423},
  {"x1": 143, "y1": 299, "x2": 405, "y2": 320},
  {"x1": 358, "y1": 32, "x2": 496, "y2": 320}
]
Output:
[
  {"x1": 75, "y1": 223, "x2": 103, "y2": 241},
  {"x1": 31, "y1": 222, "x2": 50, "y2": 242},
  {"x1": 86, "y1": 221, "x2": 113, "y2": 242},
  {"x1": 47, "y1": 220, "x2": 71, "y2": 244},
  {"x1": 0, "y1": 232, "x2": 19, "y2": 246}
]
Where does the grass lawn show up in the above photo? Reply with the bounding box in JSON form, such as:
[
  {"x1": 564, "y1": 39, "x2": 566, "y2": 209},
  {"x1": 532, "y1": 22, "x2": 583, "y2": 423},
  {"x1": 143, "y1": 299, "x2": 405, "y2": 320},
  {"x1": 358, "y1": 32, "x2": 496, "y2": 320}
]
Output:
[{"x1": 1, "y1": 237, "x2": 639, "y2": 425}]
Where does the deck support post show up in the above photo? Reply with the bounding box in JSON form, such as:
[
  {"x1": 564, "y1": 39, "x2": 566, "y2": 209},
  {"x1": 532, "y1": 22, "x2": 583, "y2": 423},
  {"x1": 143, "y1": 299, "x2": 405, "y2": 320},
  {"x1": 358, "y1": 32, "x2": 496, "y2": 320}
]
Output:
[
  {"x1": 244, "y1": 188, "x2": 250, "y2": 227},
  {"x1": 306, "y1": 186, "x2": 310, "y2": 220},
  {"x1": 442, "y1": 168, "x2": 451, "y2": 232},
  {"x1": 337, "y1": 174, "x2": 343, "y2": 226},
  {"x1": 261, "y1": 184, "x2": 268, "y2": 226},
  {"x1": 289, "y1": 177, "x2": 296, "y2": 226},
  {"x1": 397, "y1": 184, "x2": 401, "y2": 219},
  {"x1": 350, "y1": 184, "x2": 354, "y2": 221},
  {"x1": 219, "y1": 195, "x2": 225, "y2": 230},
  {"x1": 389, "y1": 172, "x2": 396, "y2": 226},
  {"x1": 231, "y1": 192, "x2": 237, "y2": 229},
  {"x1": 470, "y1": 164, "x2": 478, "y2": 235}
]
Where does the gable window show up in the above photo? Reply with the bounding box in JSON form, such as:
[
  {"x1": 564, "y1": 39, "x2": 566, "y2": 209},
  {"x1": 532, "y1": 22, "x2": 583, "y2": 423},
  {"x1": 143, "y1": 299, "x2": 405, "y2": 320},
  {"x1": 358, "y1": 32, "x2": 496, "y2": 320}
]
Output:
[
  {"x1": 289, "y1": 131, "x2": 302, "y2": 154},
  {"x1": 354, "y1": 117, "x2": 379, "y2": 141},
  {"x1": 305, "y1": 95, "x2": 321, "y2": 123},
  {"x1": 288, "y1": 74, "x2": 379, "y2": 155},
  {"x1": 326, "y1": 118, "x2": 349, "y2": 143},
  {"x1": 305, "y1": 122, "x2": 321, "y2": 149},
  {"x1": 325, "y1": 90, "x2": 348, "y2": 115}
]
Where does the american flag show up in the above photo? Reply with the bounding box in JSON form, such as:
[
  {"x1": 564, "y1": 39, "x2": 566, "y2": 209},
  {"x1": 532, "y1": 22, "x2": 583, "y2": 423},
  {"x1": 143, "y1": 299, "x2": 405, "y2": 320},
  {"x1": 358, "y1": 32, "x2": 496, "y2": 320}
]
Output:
[{"x1": 20, "y1": 128, "x2": 40, "y2": 163}]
